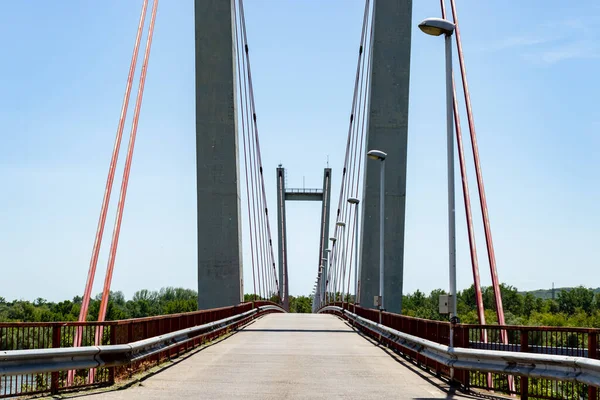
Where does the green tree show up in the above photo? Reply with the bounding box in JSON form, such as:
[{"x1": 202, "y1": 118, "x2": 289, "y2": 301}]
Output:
[
  {"x1": 289, "y1": 295, "x2": 312, "y2": 313},
  {"x1": 557, "y1": 286, "x2": 595, "y2": 315},
  {"x1": 523, "y1": 292, "x2": 536, "y2": 317}
]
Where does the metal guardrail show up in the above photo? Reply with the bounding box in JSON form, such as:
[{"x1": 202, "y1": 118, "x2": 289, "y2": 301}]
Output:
[
  {"x1": 0, "y1": 303, "x2": 284, "y2": 397},
  {"x1": 319, "y1": 306, "x2": 600, "y2": 393},
  {"x1": 321, "y1": 302, "x2": 600, "y2": 399},
  {"x1": 0, "y1": 305, "x2": 283, "y2": 378}
]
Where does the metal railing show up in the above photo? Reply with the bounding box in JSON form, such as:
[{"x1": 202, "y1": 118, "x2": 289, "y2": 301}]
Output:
[
  {"x1": 0, "y1": 301, "x2": 283, "y2": 398},
  {"x1": 320, "y1": 303, "x2": 600, "y2": 400},
  {"x1": 285, "y1": 188, "x2": 323, "y2": 194}
]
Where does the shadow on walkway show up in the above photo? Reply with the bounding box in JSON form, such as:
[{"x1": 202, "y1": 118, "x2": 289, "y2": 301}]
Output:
[{"x1": 240, "y1": 328, "x2": 353, "y2": 333}]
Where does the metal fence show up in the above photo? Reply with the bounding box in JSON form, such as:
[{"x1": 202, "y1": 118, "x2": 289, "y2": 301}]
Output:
[
  {"x1": 324, "y1": 303, "x2": 600, "y2": 400},
  {"x1": 466, "y1": 323, "x2": 599, "y2": 399},
  {"x1": 0, "y1": 301, "x2": 279, "y2": 398}
]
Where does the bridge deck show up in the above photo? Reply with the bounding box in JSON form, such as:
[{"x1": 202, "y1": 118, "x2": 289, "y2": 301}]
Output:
[{"x1": 86, "y1": 314, "x2": 473, "y2": 399}]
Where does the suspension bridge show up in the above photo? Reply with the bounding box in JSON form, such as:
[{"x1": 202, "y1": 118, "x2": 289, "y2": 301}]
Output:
[{"x1": 1, "y1": 0, "x2": 599, "y2": 399}]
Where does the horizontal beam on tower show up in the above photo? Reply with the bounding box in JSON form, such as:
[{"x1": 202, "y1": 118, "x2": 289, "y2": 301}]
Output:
[{"x1": 284, "y1": 188, "x2": 324, "y2": 201}]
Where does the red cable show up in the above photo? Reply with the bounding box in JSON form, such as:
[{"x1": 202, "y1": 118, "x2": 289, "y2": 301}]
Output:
[
  {"x1": 68, "y1": 0, "x2": 148, "y2": 386},
  {"x1": 96, "y1": 0, "x2": 159, "y2": 327},
  {"x1": 75, "y1": 0, "x2": 149, "y2": 334},
  {"x1": 448, "y1": 0, "x2": 508, "y2": 333},
  {"x1": 451, "y1": 75, "x2": 487, "y2": 331},
  {"x1": 438, "y1": 0, "x2": 486, "y2": 332},
  {"x1": 446, "y1": 0, "x2": 511, "y2": 390}
]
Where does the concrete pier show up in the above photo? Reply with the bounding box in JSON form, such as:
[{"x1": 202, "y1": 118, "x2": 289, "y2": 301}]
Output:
[
  {"x1": 360, "y1": 0, "x2": 412, "y2": 314},
  {"x1": 195, "y1": 0, "x2": 243, "y2": 309}
]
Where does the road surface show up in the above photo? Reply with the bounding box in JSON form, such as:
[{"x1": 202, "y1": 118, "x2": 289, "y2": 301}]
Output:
[{"x1": 79, "y1": 313, "x2": 475, "y2": 399}]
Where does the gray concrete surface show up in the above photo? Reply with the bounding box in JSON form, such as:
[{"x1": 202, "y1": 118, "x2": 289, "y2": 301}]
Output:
[
  {"x1": 195, "y1": 0, "x2": 244, "y2": 309},
  {"x1": 360, "y1": 0, "x2": 413, "y2": 314},
  {"x1": 276, "y1": 167, "x2": 289, "y2": 307},
  {"x1": 83, "y1": 314, "x2": 475, "y2": 399}
]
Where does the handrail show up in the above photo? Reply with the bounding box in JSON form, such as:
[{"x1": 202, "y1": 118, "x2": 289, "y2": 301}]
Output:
[
  {"x1": 0, "y1": 305, "x2": 284, "y2": 377},
  {"x1": 0, "y1": 301, "x2": 281, "y2": 328},
  {"x1": 317, "y1": 302, "x2": 600, "y2": 334},
  {"x1": 319, "y1": 306, "x2": 600, "y2": 388}
]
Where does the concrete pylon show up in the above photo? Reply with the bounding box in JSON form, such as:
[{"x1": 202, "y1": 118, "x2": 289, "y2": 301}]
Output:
[
  {"x1": 277, "y1": 167, "x2": 332, "y2": 311},
  {"x1": 276, "y1": 167, "x2": 289, "y2": 309},
  {"x1": 359, "y1": 0, "x2": 412, "y2": 314},
  {"x1": 195, "y1": 0, "x2": 243, "y2": 309}
]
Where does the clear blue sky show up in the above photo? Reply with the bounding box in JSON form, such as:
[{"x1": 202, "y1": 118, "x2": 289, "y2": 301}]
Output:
[{"x1": 0, "y1": 1, "x2": 598, "y2": 302}]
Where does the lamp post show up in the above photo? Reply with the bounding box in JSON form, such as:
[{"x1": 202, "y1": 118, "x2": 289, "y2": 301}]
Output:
[
  {"x1": 347, "y1": 197, "x2": 360, "y2": 309},
  {"x1": 367, "y1": 150, "x2": 387, "y2": 311},
  {"x1": 335, "y1": 221, "x2": 346, "y2": 306},
  {"x1": 323, "y1": 250, "x2": 330, "y2": 304},
  {"x1": 329, "y1": 237, "x2": 337, "y2": 302},
  {"x1": 321, "y1": 257, "x2": 327, "y2": 307},
  {"x1": 418, "y1": 17, "x2": 457, "y2": 347},
  {"x1": 316, "y1": 267, "x2": 322, "y2": 310}
]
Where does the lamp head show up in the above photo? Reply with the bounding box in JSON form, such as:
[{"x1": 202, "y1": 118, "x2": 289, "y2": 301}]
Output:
[
  {"x1": 367, "y1": 149, "x2": 387, "y2": 161},
  {"x1": 418, "y1": 17, "x2": 455, "y2": 36}
]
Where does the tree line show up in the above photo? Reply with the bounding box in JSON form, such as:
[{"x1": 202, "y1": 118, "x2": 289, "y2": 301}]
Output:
[
  {"x1": 0, "y1": 288, "x2": 315, "y2": 322},
  {"x1": 2, "y1": 284, "x2": 600, "y2": 327},
  {"x1": 0, "y1": 287, "x2": 198, "y2": 322},
  {"x1": 402, "y1": 284, "x2": 600, "y2": 328}
]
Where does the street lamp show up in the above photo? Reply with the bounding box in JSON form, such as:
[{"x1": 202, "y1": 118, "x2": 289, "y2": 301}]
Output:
[
  {"x1": 335, "y1": 221, "x2": 346, "y2": 304},
  {"x1": 313, "y1": 265, "x2": 323, "y2": 308},
  {"x1": 324, "y1": 250, "x2": 331, "y2": 304},
  {"x1": 347, "y1": 197, "x2": 360, "y2": 306},
  {"x1": 367, "y1": 149, "x2": 386, "y2": 311},
  {"x1": 329, "y1": 237, "x2": 337, "y2": 302},
  {"x1": 417, "y1": 17, "x2": 455, "y2": 36},
  {"x1": 418, "y1": 16, "x2": 458, "y2": 344},
  {"x1": 320, "y1": 257, "x2": 327, "y2": 306}
]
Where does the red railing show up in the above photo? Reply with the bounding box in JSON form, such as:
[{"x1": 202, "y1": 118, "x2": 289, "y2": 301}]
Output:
[
  {"x1": 0, "y1": 301, "x2": 279, "y2": 398},
  {"x1": 326, "y1": 303, "x2": 600, "y2": 400}
]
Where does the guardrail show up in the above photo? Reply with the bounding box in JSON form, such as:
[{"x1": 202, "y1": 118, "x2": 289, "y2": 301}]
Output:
[
  {"x1": 320, "y1": 303, "x2": 600, "y2": 400},
  {"x1": 0, "y1": 301, "x2": 283, "y2": 398}
]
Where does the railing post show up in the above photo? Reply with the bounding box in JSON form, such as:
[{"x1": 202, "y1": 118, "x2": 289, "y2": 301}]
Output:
[
  {"x1": 179, "y1": 315, "x2": 185, "y2": 354},
  {"x1": 143, "y1": 320, "x2": 149, "y2": 339},
  {"x1": 450, "y1": 324, "x2": 467, "y2": 387},
  {"x1": 589, "y1": 332, "x2": 598, "y2": 400},
  {"x1": 435, "y1": 323, "x2": 441, "y2": 376},
  {"x1": 520, "y1": 329, "x2": 529, "y2": 400},
  {"x1": 109, "y1": 325, "x2": 116, "y2": 385},
  {"x1": 51, "y1": 324, "x2": 61, "y2": 395},
  {"x1": 461, "y1": 325, "x2": 470, "y2": 388},
  {"x1": 128, "y1": 322, "x2": 136, "y2": 376}
]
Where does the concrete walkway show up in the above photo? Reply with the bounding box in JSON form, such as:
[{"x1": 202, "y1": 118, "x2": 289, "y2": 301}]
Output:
[{"x1": 82, "y1": 313, "x2": 475, "y2": 399}]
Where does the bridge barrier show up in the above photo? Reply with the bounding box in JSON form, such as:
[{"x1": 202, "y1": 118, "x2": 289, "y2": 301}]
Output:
[
  {"x1": 320, "y1": 303, "x2": 600, "y2": 400},
  {"x1": 0, "y1": 301, "x2": 283, "y2": 398}
]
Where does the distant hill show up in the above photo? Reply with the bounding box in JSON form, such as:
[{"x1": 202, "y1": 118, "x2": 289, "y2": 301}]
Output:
[{"x1": 520, "y1": 287, "x2": 600, "y2": 300}]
